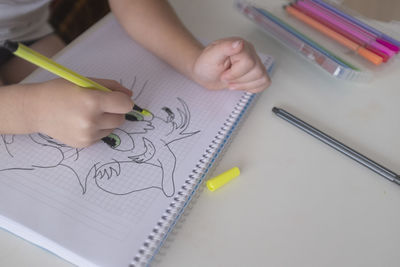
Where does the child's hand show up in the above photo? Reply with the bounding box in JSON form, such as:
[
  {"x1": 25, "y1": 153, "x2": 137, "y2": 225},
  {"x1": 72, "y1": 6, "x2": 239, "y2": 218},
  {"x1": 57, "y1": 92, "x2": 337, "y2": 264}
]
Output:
[
  {"x1": 192, "y1": 37, "x2": 271, "y2": 93},
  {"x1": 26, "y1": 78, "x2": 133, "y2": 148}
]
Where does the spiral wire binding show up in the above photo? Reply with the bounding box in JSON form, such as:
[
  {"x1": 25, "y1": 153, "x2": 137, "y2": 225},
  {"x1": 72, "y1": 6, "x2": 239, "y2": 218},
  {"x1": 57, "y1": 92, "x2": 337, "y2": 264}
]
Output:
[{"x1": 130, "y1": 58, "x2": 274, "y2": 267}]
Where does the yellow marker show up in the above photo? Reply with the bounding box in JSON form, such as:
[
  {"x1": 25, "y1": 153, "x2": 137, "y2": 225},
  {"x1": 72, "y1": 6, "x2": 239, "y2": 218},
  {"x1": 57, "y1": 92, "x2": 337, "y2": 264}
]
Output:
[
  {"x1": 206, "y1": 167, "x2": 240, "y2": 191},
  {"x1": 2, "y1": 40, "x2": 150, "y2": 115}
]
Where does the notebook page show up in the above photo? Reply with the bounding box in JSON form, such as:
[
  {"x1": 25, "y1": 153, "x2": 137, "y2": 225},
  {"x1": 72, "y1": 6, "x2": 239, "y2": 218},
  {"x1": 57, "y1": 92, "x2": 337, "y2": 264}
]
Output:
[{"x1": 0, "y1": 14, "x2": 273, "y2": 267}]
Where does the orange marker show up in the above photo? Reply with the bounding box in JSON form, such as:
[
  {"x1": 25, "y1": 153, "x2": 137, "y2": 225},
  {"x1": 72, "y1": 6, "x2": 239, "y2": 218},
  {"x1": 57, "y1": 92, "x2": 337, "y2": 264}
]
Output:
[{"x1": 285, "y1": 5, "x2": 383, "y2": 65}]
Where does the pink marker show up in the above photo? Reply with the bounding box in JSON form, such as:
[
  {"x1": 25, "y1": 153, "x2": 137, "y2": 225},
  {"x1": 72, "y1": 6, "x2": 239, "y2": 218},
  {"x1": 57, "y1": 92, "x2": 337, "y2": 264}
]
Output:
[
  {"x1": 310, "y1": 0, "x2": 400, "y2": 52},
  {"x1": 293, "y1": 2, "x2": 389, "y2": 62},
  {"x1": 305, "y1": 0, "x2": 398, "y2": 53},
  {"x1": 296, "y1": 0, "x2": 395, "y2": 58},
  {"x1": 302, "y1": 0, "x2": 399, "y2": 54},
  {"x1": 376, "y1": 38, "x2": 400, "y2": 53}
]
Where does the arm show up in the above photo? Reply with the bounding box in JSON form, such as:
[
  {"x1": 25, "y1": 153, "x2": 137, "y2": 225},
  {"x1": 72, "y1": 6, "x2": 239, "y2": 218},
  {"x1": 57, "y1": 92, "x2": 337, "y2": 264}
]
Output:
[
  {"x1": 0, "y1": 83, "x2": 35, "y2": 135},
  {"x1": 109, "y1": 0, "x2": 271, "y2": 92},
  {"x1": 109, "y1": 0, "x2": 203, "y2": 80}
]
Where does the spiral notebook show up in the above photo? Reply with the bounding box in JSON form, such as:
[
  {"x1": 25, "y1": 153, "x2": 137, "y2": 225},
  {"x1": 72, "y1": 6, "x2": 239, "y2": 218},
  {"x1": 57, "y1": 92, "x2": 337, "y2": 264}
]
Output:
[{"x1": 0, "y1": 14, "x2": 274, "y2": 267}]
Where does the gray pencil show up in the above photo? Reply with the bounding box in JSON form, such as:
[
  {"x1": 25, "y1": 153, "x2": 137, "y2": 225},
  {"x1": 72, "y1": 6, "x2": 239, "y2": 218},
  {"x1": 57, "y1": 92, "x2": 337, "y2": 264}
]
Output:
[{"x1": 272, "y1": 107, "x2": 400, "y2": 185}]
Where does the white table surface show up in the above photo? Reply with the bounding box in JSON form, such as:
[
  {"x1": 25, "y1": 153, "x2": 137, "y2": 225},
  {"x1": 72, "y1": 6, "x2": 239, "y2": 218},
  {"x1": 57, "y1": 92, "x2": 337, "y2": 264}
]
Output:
[{"x1": 1, "y1": 0, "x2": 399, "y2": 266}]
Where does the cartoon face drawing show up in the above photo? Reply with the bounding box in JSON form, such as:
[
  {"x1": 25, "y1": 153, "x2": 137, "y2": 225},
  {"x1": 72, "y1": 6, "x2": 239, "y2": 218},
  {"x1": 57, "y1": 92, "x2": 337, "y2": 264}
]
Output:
[{"x1": 0, "y1": 98, "x2": 200, "y2": 198}]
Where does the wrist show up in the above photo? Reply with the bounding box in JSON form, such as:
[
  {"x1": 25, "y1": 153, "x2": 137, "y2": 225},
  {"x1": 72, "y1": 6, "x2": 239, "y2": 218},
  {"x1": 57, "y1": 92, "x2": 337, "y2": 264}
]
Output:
[
  {"x1": 0, "y1": 83, "x2": 39, "y2": 134},
  {"x1": 20, "y1": 82, "x2": 45, "y2": 133},
  {"x1": 186, "y1": 42, "x2": 204, "y2": 82}
]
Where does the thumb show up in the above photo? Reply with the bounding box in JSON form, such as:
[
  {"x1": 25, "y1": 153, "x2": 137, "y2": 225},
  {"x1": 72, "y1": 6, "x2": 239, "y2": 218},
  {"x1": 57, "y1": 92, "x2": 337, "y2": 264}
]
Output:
[{"x1": 205, "y1": 38, "x2": 244, "y2": 66}]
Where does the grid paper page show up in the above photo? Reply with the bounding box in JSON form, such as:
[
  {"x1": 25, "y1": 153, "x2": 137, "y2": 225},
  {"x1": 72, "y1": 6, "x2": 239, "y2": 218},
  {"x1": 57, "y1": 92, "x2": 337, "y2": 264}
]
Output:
[{"x1": 0, "y1": 14, "x2": 273, "y2": 267}]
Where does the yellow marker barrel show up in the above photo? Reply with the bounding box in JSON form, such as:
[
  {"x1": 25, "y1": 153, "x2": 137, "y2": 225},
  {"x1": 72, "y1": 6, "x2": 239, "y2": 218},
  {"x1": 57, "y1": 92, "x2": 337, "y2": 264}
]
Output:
[
  {"x1": 206, "y1": 167, "x2": 240, "y2": 191},
  {"x1": 4, "y1": 40, "x2": 149, "y2": 115},
  {"x1": 14, "y1": 43, "x2": 110, "y2": 92}
]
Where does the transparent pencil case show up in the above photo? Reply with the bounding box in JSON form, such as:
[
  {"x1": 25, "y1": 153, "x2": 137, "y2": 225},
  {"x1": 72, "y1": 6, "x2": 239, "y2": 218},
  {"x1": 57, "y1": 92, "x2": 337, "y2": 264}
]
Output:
[{"x1": 235, "y1": 0, "x2": 400, "y2": 82}]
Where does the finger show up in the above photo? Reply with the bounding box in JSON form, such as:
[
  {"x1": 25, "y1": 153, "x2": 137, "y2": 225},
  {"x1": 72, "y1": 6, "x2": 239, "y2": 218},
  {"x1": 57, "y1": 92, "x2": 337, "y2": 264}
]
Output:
[
  {"x1": 248, "y1": 85, "x2": 268, "y2": 94},
  {"x1": 228, "y1": 77, "x2": 270, "y2": 92},
  {"x1": 90, "y1": 78, "x2": 133, "y2": 97},
  {"x1": 96, "y1": 113, "x2": 126, "y2": 130},
  {"x1": 204, "y1": 38, "x2": 244, "y2": 65},
  {"x1": 226, "y1": 66, "x2": 268, "y2": 84},
  {"x1": 221, "y1": 54, "x2": 257, "y2": 81},
  {"x1": 95, "y1": 129, "x2": 115, "y2": 142},
  {"x1": 97, "y1": 90, "x2": 134, "y2": 114},
  {"x1": 72, "y1": 128, "x2": 115, "y2": 148}
]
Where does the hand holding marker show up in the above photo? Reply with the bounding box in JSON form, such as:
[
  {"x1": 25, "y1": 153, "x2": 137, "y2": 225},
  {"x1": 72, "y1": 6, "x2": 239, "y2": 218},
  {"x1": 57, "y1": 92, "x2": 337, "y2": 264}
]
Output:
[{"x1": 2, "y1": 40, "x2": 151, "y2": 146}]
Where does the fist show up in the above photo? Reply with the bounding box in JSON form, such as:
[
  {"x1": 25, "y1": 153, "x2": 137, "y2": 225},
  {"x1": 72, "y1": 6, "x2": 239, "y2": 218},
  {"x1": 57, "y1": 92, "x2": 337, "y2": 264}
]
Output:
[{"x1": 192, "y1": 37, "x2": 271, "y2": 93}]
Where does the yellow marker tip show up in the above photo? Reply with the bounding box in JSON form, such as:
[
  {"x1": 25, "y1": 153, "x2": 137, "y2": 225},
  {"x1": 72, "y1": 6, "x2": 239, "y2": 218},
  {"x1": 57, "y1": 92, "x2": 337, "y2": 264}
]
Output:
[
  {"x1": 206, "y1": 167, "x2": 240, "y2": 192},
  {"x1": 141, "y1": 109, "x2": 151, "y2": 116}
]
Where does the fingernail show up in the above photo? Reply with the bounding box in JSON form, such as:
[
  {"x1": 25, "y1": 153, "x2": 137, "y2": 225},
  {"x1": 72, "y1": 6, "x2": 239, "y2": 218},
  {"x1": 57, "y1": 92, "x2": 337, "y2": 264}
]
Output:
[{"x1": 232, "y1": 40, "x2": 242, "y2": 48}]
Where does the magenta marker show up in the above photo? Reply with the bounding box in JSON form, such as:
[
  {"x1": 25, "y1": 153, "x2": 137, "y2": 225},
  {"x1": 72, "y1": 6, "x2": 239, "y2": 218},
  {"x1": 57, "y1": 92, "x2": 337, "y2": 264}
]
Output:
[
  {"x1": 310, "y1": 0, "x2": 400, "y2": 50},
  {"x1": 294, "y1": 1, "x2": 390, "y2": 61},
  {"x1": 305, "y1": 0, "x2": 399, "y2": 54},
  {"x1": 376, "y1": 39, "x2": 399, "y2": 53},
  {"x1": 304, "y1": 0, "x2": 376, "y2": 39},
  {"x1": 293, "y1": 1, "x2": 390, "y2": 62},
  {"x1": 296, "y1": 0, "x2": 395, "y2": 58}
]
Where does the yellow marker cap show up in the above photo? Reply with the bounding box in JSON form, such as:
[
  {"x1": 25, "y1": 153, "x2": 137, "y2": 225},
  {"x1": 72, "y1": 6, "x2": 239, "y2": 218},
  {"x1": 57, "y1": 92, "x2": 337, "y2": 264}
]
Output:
[{"x1": 206, "y1": 167, "x2": 240, "y2": 192}]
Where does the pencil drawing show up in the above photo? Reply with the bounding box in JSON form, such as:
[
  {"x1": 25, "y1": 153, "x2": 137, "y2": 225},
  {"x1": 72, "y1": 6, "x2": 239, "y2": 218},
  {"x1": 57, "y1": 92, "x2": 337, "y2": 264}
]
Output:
[{"x1": 0, "y1": 78, "x2": 200, "y2": 198}]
